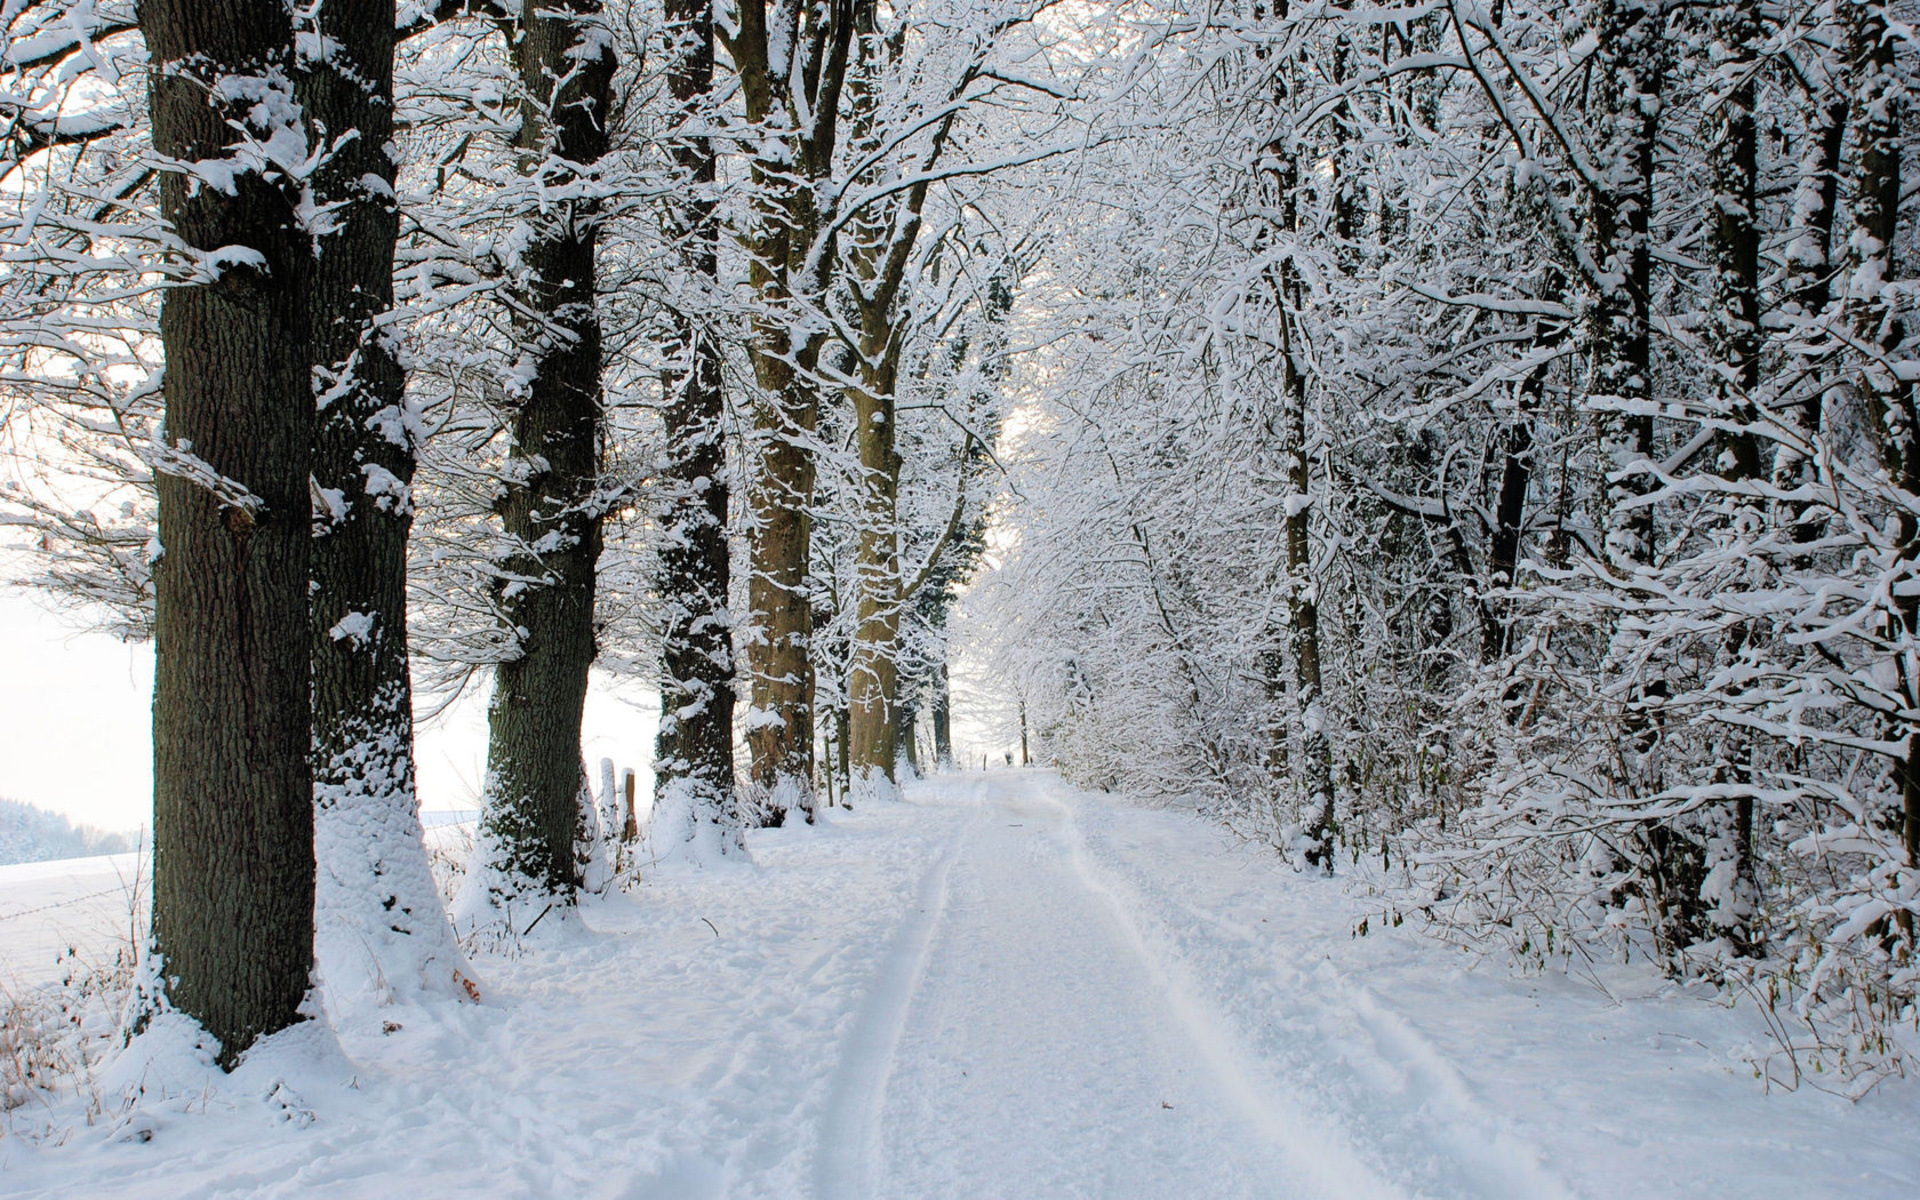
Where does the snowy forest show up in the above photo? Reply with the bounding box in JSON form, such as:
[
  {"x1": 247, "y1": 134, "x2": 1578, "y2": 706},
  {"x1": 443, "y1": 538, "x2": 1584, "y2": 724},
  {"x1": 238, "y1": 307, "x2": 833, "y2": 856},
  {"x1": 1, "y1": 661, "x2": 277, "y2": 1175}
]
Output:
[
  {"x1": 4, "y1": 0, "x2": 1920, "y2": 1193},
  {"x1": 0, "y1": 798, "x2": 132, "y2": 865}
]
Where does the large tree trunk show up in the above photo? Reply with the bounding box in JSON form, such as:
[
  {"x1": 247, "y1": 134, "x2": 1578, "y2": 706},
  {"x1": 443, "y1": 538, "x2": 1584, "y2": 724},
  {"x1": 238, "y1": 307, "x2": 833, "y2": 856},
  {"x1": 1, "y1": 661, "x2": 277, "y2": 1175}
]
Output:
[
  {"x1": 733, "y1": 2, "x2": 856, "y2": 823},
  {"x1": 1846, "y1": 0, "x2": 1914, "y2": 520},
  {"x1": 304, "y1": 0, "x2": 471, "y2": 1009},
  {"x1": 141, "y1": 0, "x2": 315, "y2": 1066},
  {"x1": 467, "y1": 0, "x2": 612, "y2": 915},
  {"x1": 653, "y1": 0, "x2": 741, "y2": 852},
  {"x1": 742, "y1": 355, "x2": 819, "y2": 818},
  {"x1": 840, "y1": 0, "x2": 972, "y2": 800},
  {"x1": 742, "y1": 337, "x2": 820, "y2": 820}
]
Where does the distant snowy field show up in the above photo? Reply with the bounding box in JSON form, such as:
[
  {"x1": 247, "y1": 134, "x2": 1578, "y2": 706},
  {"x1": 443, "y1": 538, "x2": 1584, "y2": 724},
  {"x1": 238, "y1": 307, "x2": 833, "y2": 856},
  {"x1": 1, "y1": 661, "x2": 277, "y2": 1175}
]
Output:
[
  {"x1": 0, "y1": 815, "x2": 477, "y2": 992},
  {"x1": 0, "y1": 853, "x2": 145, "y2": 990},
  {"x1": 2, "y1": 773, "x2": 1916, "y2": 1198}
]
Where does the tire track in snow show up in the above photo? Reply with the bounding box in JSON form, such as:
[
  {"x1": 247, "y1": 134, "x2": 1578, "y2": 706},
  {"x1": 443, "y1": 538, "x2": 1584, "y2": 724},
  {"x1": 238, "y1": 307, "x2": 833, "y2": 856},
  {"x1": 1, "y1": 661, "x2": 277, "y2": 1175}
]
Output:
[
  {"x1": 1337, "y1": 972, "x2": 1586, "y2": 1200},
  {"x1": 1023, "y1": 776, "x2": 1412, "y2": 1200},
  {"x1": 1110, "y1": 882, "x2": 1584, "y2": 1199},
  {"x1": 1053, "y1": 781, "x2": 1583, "y2": 1200},
  {"x1": 811, "y1": 784, "x2": 983, "y2": 1200}
]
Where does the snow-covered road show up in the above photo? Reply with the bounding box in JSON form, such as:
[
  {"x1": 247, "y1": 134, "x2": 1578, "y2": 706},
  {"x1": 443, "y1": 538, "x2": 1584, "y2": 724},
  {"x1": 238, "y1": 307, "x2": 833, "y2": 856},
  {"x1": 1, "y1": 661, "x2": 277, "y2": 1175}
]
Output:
[
  {"x1": 5, "y1": 771, "x2": 1918, "y2": 1198},
  {"x1": 834, "y1": 777, "x2": 1373, "y2": 1199},
  {"x1": 824, "y1": 780, "x2": 1292, "y2": 1198}
]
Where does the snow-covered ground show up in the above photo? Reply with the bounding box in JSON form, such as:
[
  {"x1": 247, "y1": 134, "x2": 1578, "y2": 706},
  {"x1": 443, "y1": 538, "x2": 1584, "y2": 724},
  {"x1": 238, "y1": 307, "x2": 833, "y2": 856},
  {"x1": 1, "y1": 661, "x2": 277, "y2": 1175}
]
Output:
[
  {"x1": 0, "y1": 853, "x2": 145, "y2": 990},
  {"x1": 3, "y1": 771, "x2": 1916, "y2": 1198}
]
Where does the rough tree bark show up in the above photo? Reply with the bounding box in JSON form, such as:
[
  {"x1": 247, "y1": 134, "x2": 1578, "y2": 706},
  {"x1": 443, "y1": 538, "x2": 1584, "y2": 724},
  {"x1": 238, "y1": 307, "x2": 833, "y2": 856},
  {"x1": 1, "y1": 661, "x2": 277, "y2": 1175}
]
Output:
[
  {"x1": 841, "y1": 7, "x2": 1000, "y2": 797},
  {"x1": 653, "y1": 0, "x2": 741, "y2": 850},
  {"x1": 305, "y1": 0, "x2": 471, "y2": 1006},
  {"x1": 469, "y1": 0, "x2": 612, "y2": 910},
  {"x1": 731, "y1": 1, "x2": 856, "y2": 821},
  {"x1": 843, "y1": 9, "x2": 903, "y2": 792},
  {"x1": 140, "y1": 0, "x2": 315, "y2": 1065},
  {"x1": 846, "y1": 336, "x2": 904, "y2": 795}
]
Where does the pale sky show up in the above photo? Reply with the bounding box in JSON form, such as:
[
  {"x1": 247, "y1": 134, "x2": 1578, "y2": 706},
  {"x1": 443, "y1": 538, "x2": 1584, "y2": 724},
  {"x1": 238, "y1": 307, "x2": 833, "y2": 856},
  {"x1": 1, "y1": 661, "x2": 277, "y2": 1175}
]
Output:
[{"x1": 0, "y1": 591, "x2": 154, "y2": 830}]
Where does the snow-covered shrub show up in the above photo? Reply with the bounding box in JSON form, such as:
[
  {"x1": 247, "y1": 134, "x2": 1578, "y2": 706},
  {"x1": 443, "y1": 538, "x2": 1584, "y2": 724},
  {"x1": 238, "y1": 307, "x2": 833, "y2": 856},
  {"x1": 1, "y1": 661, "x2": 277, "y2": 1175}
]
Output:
[
  {"x1": 425, "y1": 821, "x2": 476, "y2": 910},
  {"x1": 1394, "y1": 449, "x2": 1920, "y2": 1091},
  {"x1": 956, "y1": 0, "x2": 1920, "y2": 1088},
  {"x1": 0, "y1": 933, "x2": 138, "y2": 1131}
]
